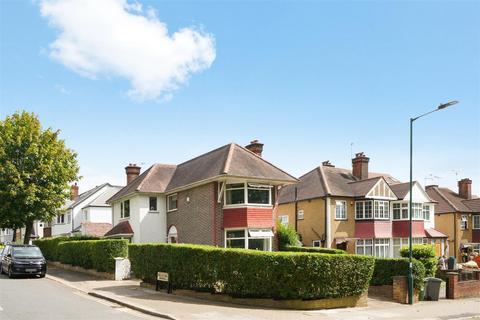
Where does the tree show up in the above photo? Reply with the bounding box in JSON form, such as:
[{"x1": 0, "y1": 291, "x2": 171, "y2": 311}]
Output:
[
  {"x1": 277, "y1": 222, "x2": 300, "y2": 250},
  {"x1": 0, "y1": 111, "x2": 79, "y2": 244}
]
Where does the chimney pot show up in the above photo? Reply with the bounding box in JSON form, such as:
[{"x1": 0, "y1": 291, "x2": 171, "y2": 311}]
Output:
[
  {"x1": 458, "y1": 178, "x2": 472, "y2": 199},
  {"x1": 245, "y1": 140, "x2": 264, "y2": 157},
  {"x1": 70, "y1": 183, "x2": 79, "y2": 201},
  {"x1": 352, "y1": 152, "x2": 370, "y2": 180},
  {"x1": 125, "y1": 164, "x2": 141, "y2": 185}
]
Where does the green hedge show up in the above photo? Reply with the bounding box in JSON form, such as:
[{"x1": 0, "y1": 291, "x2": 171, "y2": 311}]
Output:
[
  {"x1": 276, "y1": 223, "x2": 299, "y2": 249},
  {"x1": 57, "y1": 240, "x2": 128, "y2": 273},
  {"x1": 33, "y1": 236, "x2": 99, "y2": 261},
  {"x1": 400, "y1": 245, "x2": 437, "y2": 277},
  {"x1": 129, "y1": 243, "x2": 375, "y2": 300},
  {"x1": 371, "y1": 258, "x2": 426, "y2": 290},
  {"x1": 281, "y1": 246, "x2": 345, "y2": 254}
]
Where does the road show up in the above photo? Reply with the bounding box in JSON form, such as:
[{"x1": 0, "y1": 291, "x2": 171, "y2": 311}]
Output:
[{"x1": 0, "y1": 273, "x2": 157, "y2": 320}]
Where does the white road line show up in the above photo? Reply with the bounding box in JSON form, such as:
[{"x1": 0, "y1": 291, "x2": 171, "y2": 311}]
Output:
[{"x1": 0, "y1": 305, "x2": 3, "y2": 311}]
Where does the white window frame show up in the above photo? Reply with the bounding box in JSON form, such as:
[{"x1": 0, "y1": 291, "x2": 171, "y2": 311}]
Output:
[
  {"x1": 355, "y1": 200, "x2": 373, "y2": 219},
  {"x1": 56, "y1": 214, "x2": 65, "y2": 224},
  {"x1": 374, "y1": 238, "x2": 390, "y2": 258},
  {"x1": 423, "y1": 204, "x2": 431, "y2": 221},
  {"x1": 224, "y1": 228, "x2": 273, "y2": 251},
  {"x1": 392, "y1": 202, "x2": 424, "y2": 220},
  {"x1": 393, "y1": 237, "x2": 424, "y2": 258},
  {"x1": 167, "y1": 194, "x2": 178, "y2": 212},
  {"x1": 224, "y1": 182, "x2": 272, "y2": 207},
  {"x1": 473, "y1": 215, "x2": 480, "y2": 230},
  {"x1": 297, "y1": 209, "x2": 304, "y2": 220},
  {"x1": 460, "y1": 215, "x2": 468, "y2": 230},
  {"x1": 120, "y1": 199, "x2": 130, "y2": 219},
  {"x1": 374, "y1": 200, "x2": 390, "y2": 219},
  {"x1": 335, "y1": 200, "x2": 347, "y2": 220},
  {"x1": 356, "y1": 239, "x2": 373, "y2": 255},
  {"x1": 278, "y1": 215, "x2": 289, "y2": 226},
  {"x1": 312, "y1": 240, "x2": 322, "y2": 247}
]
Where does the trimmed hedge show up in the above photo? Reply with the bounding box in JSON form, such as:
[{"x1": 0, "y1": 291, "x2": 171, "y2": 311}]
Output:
[
  {"x1": 371, "y1": 258, "x2": 426, "y2": 290},
  {"x1": 129, "y1": 243, "x2": 375, "y2": 300},
  {"x1": 57, "y1": 239, "x2": 128, "y2": 273},
  {"x1": 282, "y1": 246, "x2": 346, "y2": 254},
  {"x1": 33, "y1": 236, "x2": 99, "y2": 261},
  {"x1": 400, "y1": 245, "x2": 437, "y2": 277}
]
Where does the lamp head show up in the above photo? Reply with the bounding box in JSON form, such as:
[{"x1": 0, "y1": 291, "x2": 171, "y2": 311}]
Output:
[{"x1": 438, "y1": 100, "x2": 459, "y2": 110}]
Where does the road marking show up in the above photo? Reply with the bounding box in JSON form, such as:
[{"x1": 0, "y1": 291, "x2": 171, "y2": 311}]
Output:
[{"x1": 0, "y1": 305, "x2": 3, "y2": 311}]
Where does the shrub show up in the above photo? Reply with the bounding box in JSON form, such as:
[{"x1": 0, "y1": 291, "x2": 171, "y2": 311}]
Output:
[
  {"x1": 33, "y1": 235, "x2": 99, "y2": 261},
  {"x1": 57, "y1": 239, "x2": 128, "y2": 273},
  {"x1": 281, "y1": 246, "x2": 345, "y2": 254},
  {"x1": 400, "y1": 245, "x2": 437, "y2": 277},
  {"x1": 129, "y1": 243, "x2": 375, "y2": 300},
  {"x1": 276, "y1": 223, "x2": 299, "y2": 249},
  {"x1": 371, "y1": 258, "x2": 426, "y2": 290}
]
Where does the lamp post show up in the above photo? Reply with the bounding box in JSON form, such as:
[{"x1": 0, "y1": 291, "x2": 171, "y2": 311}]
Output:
[{"x1": 408, "y1": 100, "x2": 458, "y2": 304}]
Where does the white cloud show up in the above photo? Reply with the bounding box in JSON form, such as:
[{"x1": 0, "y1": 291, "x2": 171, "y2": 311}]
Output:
[{"x1": 39, "y1": 0, "x2": 216, "y2": 101}]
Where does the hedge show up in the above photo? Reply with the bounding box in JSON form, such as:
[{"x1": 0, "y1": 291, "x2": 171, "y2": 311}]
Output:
[
  {"x1": 400, "y1": 245, "x2": 437, "y2": 277},
  {"x1": 57, "y1": 240, "x2": 128, "y2": 273},
  {"x1": 281, "y1": 246, "x2": 345, "y2": 254},
  {"x1": 33, "y1": 236, "x2": 99, "y2": 261},
  {"x1": 371, "y1": 258, "x2": 426, "y2": 290},
  {"x1": 276, "y1": 223, "x2": 299, "y2": 249},
  {"x1": 129, "y1": 243, "x2": 375, "y2": 300}
]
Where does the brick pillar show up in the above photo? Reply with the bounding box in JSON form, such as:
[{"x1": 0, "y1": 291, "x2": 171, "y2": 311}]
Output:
[
  {"x1": 446, "y1": 272, "x2": 458, "y2": 299},
  {"x1": 473, "y1": 270, "x2": 480, "y2": 281},
  {"x1": 393, "y1": 276, "x2": 407, "y2": 304}
]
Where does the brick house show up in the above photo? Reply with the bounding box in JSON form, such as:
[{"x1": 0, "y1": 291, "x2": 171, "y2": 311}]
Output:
[
  {"x1": 277, "y1": 152, "x2": 447, "y2": 258},
  {"x1": 426, "y1": 179, "x2": 480, "y2": 261},
  {"x1": 105, "y1": 141, "x2": 297, "y2": 250}
]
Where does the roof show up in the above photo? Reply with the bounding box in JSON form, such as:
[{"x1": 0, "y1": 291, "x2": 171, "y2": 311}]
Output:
[
  {"x1": 389, "y1": 181, "x2": 435, "y2": 202},
  {"x1": 67, "y1": 183, "x2": 110, "y2": 210},
  {"x1": 463, "y1": 198, "x2": 480, "y2": 213},
  {"x1": 104, "y1": 220, "x2": 133, "y2": 237},
  {"x1": 278, "y1": 164, "x2": 400, "y2": 204},
  {"x1": 108, "y1": 143, "x2": 297, "y2": 202},
  {"x1": 425, "y1": 228, "x2": 448, "y2": 238},
  {"x1": 74, "y1": 222, "x2": 113, "y2": 237},
  {"x1": 425, "y1": 186, "x2": 473, "y2": 213},
  {"x1": 83, "y1": 186, "x2": 123, "y2": 208}
]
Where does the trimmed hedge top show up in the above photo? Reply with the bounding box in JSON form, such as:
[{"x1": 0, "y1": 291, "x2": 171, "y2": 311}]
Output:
[
  {"x1": 33, "y1": 236, "x2": 99, "y2": 261},
  {"x1": 129, "y1": 243, "x2": 375, "y2": 300},
  {"x1": 371, "y1": 258, "x2": 426, "y2": 290},
  {"x1": 281, "y1": 246, "x2": 346, "y2": 254}
]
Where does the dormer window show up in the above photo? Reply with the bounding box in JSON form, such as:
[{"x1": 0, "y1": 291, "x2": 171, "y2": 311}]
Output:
[{"x1": 225, "y1": 182, "x2": 272, "y2": 206}]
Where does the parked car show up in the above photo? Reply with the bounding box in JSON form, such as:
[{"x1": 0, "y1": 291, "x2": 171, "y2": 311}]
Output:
[
  {"x1": 0, "y1": 244, "x2": 47, "y2": 278},
  {"x1": 0, "y1": 246, "x2": 5, "y2": 270}
]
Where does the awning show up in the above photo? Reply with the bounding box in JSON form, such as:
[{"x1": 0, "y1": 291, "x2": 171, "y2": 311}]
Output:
[
  {"x1": 248, "y1": 229, "x2": 274, "y2": 237},
  {"x1": 104, "y1": 220, "x2": 134, "y2": 238},
  {"x1": 335, "y1": 238, "x2": 347, "y2": 244},
  {"x1": 425, "y1": 228, "x2": 448, "y2": 238}
]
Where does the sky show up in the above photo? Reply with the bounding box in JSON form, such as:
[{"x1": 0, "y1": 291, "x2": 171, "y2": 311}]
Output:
[{"x1": 1, "y1": 0, "x2": 479, "y2": 196}]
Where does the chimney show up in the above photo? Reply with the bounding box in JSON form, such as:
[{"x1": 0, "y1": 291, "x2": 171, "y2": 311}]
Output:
[
  {"x1": 70, "y1": 183, "x2": 79, "y2": 200},
  {"x1": 245, "y1": 140, "x2": 264, "y2": 157},
  {"x1": 352, "y1": 152, "x2": 369, "y2": 180},
  {"x1": 458, "y1": 178, "x2": 472, "y2": 199},
  {"x1": 322, "y1": 160, "x2": 335, "y2": 167},
  {"x1": 125, "y1": 164, "x2": 141, "y2": 184}
]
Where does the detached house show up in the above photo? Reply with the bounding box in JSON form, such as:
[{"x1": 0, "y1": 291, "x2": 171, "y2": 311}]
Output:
[
  {"x1": 105, "y1": 141, "x2": 297, "y2": 251},
  {"x1": 51, "y1": 183, "x2": 122, "y2": 237},
  {"x1": 426, "y1": 179, "x2": 480, "y2": 261},
  {"x1": 277, "y1": 152, "x2": 447, "y2": 258}
]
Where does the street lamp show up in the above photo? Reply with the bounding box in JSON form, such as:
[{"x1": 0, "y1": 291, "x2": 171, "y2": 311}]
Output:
[{"x1": 408, "y1": 100, "x2": 459, "y2": 304}]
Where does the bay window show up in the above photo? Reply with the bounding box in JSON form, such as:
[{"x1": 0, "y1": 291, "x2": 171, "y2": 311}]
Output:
[
  {"x1": 393, "y1": 237, "x2": 424, "y2": 257},
  {"x1": 374, "y1": 201, "x2": 389, "y2": 219},
  {"x1": 355, "y1": 201, "x2": 373, "y2": 219},
  {"x1": 423, "y1": 204, "x2": 431, "y2": 221},
  {"x1": 374, "y1": 238, "x2": 390, "y2": 258},
  {"x1": 392, "y1": 202, "x2": 425, "y2": 220},
  {"x1": 356, "y1": 239, "x2": 373, "y2": 255},
  {"x1": 225, "y1": 229, "x2": 273, "y2": 251},
  {"x1": 225, "y1": 182, "x2": 272, "y2": 206},
  {"x1": 356, "y1": 200, "x2": 389, "y2": 219},
  {"x1": 412, "y1": 203, "x2": 423, "y2": 219}
]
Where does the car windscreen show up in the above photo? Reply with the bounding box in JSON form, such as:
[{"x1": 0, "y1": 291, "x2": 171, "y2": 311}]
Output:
[{"x1": 12, "y1": 247, "x2": 43, "y2": 258}]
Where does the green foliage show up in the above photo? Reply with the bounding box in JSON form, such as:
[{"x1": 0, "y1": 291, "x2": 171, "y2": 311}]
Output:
[
  {"x1": 33, "y1": 236, "x2": 99, "y2": 261},
  {"x1": 0, "y1": 111, "x2": 79, "y2": 242},
  {"x1": 371, "y1": 258, "x2": 426, "y2": 290},
  {"x1": 281, "y1": 246, "x2": 345, "y2": 254},
  {"x1": 400, "y1": 245, "x2": 437, "y2": 277},
  {"x1": 129, "y1": 243, "x2": 375, "y2": 300},
  {"x1": 57, "y1": 239, "x2": 128, "y2": 273},
  {"x1": 276, "y1": 223, "x2": 299, "y2": 249}
]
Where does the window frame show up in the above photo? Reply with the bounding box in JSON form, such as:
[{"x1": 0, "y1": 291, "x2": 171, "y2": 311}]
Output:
[
  {"x1": 224, "y1": 228, "x2": 272, "y2": 251},
  {"x1": 423, "y1": 204, "x2": 431, "y2": 221},
  {"x1": 224, "y1": 182, "x2": 273, "y2": 207},
  {"x1": 278, "y1": 215, "x2": 289, "y2": 226},
  {"x1": 297, "y1": 209, "x2": 304, "y2": 220},
  {"x1": 149, "y1": 196, "x2": 158, "y2": 212},
  {"x1": 312, "y1": 240, "x2": 322, "y2": 247},
  {"x1": 335, "y1": 200, "x2": 347, "y2": 220},
  {"x1": 473, "y1": 215, "x2": 480, "y2": 230},
  {"x1": 167, "y1": 194, "x2": 178, "y2": 212},
  {"x1": 460, "y1": 215, "x2": 468, "y2": 230},
  {"x1": 120, "y1": 199, "x2": 130, "y2": 219},
  {"x1": 356, "y1": 239, "x2": 373, "y2": 255},
  {"x1": 355, "y1": 200, "x2": 373, "y2": 219}
]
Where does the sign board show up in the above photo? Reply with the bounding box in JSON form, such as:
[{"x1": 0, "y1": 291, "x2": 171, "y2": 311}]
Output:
[{"x1": 157, "y1": 272, "x2": 169, "y2": 282}]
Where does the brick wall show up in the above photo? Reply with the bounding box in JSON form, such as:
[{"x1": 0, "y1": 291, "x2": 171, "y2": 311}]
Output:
[
  {"x1": 446, "y1": 271, "x2": 480, "y2": 299},
  {"x1": 392, "y1": 276, "x2": 419, "y2": 304}
]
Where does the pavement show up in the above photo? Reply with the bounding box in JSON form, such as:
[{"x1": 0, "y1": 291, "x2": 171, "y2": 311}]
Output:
[{"x1": 42, "y1": 265, "x2": 480, "y2": 320}]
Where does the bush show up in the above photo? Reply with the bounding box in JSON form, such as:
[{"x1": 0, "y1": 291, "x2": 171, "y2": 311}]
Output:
[
  {"x1": 276, "y1": 223, "x2": 299, "y2": 250},
  {"x1": 371, "y1": 258, "x2": 426, "y2": 290},
  {"x1": 33, "y1": 235, "x2": 99, "y2": 261},
  {"x1": 281, "y1": 246, "x2": 345, "y2": 254},
  {"x1": 57, "y1": 239, "x2": 128, "y2": 273},
  {"x1": 400, "y1": 245, "x2": 437, "y2": 277},
  {"x1": 129, "y1": 243, "x2": 375, "y2": 300}
]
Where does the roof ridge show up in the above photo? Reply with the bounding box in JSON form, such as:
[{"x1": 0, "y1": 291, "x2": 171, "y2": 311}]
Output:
[
  {"x1": 317, "y1": 166, "x2": 332, "y2": 195},
  {"x1": 137, "y1": 164, "x2": 159, "y2": 191},
  {"x1": 347, "y1": 176, "x2": 382, "y2": 184},
  {"x1": 222, "y1": 143, "x2": 235, "y2": 174},
  {"x1": 432, "y1": 186, "x2": 459, "y2": 212},
  {"x1": 175, "y1": 143, "x2": 231, "y2": 167}
]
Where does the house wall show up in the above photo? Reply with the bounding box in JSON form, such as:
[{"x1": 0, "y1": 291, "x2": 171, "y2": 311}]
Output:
[
  {"x1": 435, "y1": 213, "x2": 456, "y2": 258},
  {"x1": 52, "y1": 209, "x2": 73, "y2": 236},
  {"x1": 84, "y1": 207, "x2": 112, "y2": 224},
  {"x1": 329, "y1": 197, "x2": 356, "y2": 254}
]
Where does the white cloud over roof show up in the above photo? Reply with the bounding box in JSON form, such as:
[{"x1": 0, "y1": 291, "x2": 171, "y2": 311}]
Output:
[{"x1": 40, "y1": 0, "x2": 216, "y2": 101}]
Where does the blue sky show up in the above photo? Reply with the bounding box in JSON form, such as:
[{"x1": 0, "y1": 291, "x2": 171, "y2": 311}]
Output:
[{"x1": 1, "y1": 0, "x2": 479, "y2": 195}]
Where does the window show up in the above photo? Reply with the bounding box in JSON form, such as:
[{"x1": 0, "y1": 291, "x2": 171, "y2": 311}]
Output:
[
  {"x1": 393, "y1": 237, "x2": 424, "y2": 258},
  {"x1": 84, "y1": 210, "x2": 88, "y2": 221},
  {"x1": 374, "y1": 201, "x2": 389, "y2": 219},
  {"x1": 278, "y1": 215, "x2": 289, "y2": 226},
  {"x1": 225, "y1": 184, "x2": 245, "y2": 205},
  {"x1": 356, "y1": 239, "x2": 373, "y2": 255},
  {"x1": 149, "y1": 197, "x2": 158, "y2": 211},
  {"x1": 297, "y1": 210, "x2": 304, "y2": 220},
  {"x1": 355, "y1": 201, "x2": 373, "y2": 219},
  {"x1": 473, "y1": 244, "x2": 480, "y2": 254},
  {"x1": 167, "y1": 225, "x2": 178, "y2": 243},
  {"x1": 335, "y1": 200, "x2": 347, "y2": 220},
  {"x1": 473, "y1": 215, "x2": 480, "y2": 229},
  {"x1": 56, "y1": 214, "x2": 65, "y2": 224},
  {"x1": 226, "y1": 230, "x2": 246, "y2": 248},
  {"x1": 247, "y1": 184, "x2": 270, "y2": 204},
  {"x1": 423, "y1": 204, "x2": 431, "y2": 221},
  {"x1": 167, "y1": 194, "x2": 178, "y2": 212},
  {"x1": 225, "y1": 229, "x2": 273, "y2": 251},
  {"x1": 393, "y1": 203, "x2": 401, "y2": 220},
  {"x1": 121, "y1": 200, "x2": 130, "y2": 218},
  {"x1": 412, "y1": 203, "x2": 423, "y2": 219},
  {"x1": 67, "y1": 213, "x2": 71, "y2": 224},
  {"x1": 460, "y1": 215, "x2": 468, "y2": 230},
  {"x1": 401, "y1": 203, "x2": 409, "y2": 219},
  {"x1": 225, "y1": 182, "x2": 272, "y2": 206},
  {"x1": 312, "y1": 240, "x2": 322, "y2": 247},
  {"x1": 374, "y1": 238, "x2": 390, "y2": 258}
]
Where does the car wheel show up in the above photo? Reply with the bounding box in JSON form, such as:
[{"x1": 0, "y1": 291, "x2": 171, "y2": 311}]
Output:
[
  {"x1": 8, "y1": 266, "x2": 14, "y2": 279},
  {"x1": 39, "y1": 272, "x2": 46, "y2": 278},
  {"x1": 0, "y1": 265, "x2": 3, "y2": 274}
]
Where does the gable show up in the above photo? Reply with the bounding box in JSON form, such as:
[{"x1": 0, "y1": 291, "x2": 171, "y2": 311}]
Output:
[{"x1": 366, "y1": 179, "x2": 397, "y2": 199}]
